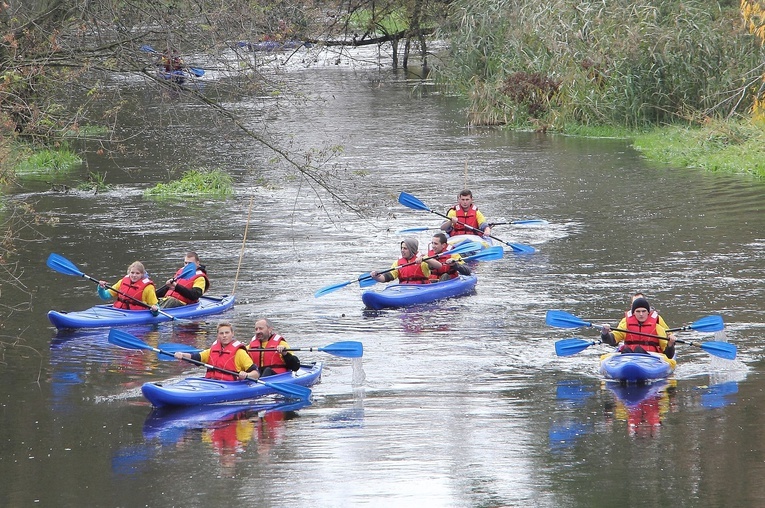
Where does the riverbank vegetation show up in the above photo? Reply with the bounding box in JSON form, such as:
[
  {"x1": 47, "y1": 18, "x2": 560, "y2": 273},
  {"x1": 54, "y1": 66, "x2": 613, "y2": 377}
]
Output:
[
  {"x1": 144, "y1": 169, "x2": 234, "y2": 199},
  {"x1": 438, "y1": 0, "x2": 765, "y2": 176}
]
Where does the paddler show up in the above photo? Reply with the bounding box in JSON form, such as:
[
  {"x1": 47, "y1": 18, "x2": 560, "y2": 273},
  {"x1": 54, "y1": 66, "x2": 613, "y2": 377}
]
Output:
[
  {"x1": 440, "y1": 189, "x2": 492, "y2": 237},
  {"x1": 370, "y1": 237, "x2": 442, "y2": 284},
  {"x1": 600, "y1": 297, "x2": 677, "y2": 358}
]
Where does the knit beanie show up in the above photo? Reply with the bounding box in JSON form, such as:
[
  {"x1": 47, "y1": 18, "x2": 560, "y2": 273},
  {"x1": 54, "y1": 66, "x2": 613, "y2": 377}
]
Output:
[
  {"x1": 631, "y1": 297, "x2": 650, "y2": 313},
  {"x1": 401, "y1": 238, "x2": 419, "y2": 258}
]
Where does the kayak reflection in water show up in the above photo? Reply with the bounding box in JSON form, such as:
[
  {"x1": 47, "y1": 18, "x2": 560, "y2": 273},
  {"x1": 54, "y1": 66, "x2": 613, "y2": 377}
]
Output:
[
  {"x1": 604, "y1": 380, "x2": 678, "y2": 438},
  {"x1": 370, "y1": 237, "x2": 443, "y2": 285}
]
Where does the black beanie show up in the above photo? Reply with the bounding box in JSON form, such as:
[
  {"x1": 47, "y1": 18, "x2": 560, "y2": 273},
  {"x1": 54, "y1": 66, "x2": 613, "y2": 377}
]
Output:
[{"x1": 631, "y1": 297, "x2": 650, "y2": 313}]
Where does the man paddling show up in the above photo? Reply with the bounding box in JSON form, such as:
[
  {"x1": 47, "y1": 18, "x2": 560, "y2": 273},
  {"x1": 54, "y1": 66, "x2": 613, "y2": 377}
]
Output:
[
  {"x1": 440, "y1": 189, "x2": 492, "y2": 237},
  {"x1": 157, "y1": 251, "x2": 210, "y2": 308},
  {"x1": 427, "y1": 233, "x2": 471, "y2": 281},
  {"x1": 601, "y1": 297, "x2": 677, "y2": 358}
]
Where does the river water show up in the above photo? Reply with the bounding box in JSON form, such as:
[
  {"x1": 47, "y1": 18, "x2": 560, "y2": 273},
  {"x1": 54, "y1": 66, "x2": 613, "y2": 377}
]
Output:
[{"x1": 1, "y1": 45, "x2": 764, "y2": 507}]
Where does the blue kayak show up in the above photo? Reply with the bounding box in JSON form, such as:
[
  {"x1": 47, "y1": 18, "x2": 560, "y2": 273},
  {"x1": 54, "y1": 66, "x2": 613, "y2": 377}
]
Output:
[
  {"x1": 599, "y1": 352, "x2": 676, "y2": 383},
  {"x1": 361, "y1": 275, "x2": 478, "y2": 310},
  {"x1": 141, "y1": 362, "x2": 322, "y2": 408},
  {"x1": 47, "y1": 295, "x2": 235, "y2": 329},
  {"x1": 157, "y1": 69, "x2": 186, "y2": 84}
]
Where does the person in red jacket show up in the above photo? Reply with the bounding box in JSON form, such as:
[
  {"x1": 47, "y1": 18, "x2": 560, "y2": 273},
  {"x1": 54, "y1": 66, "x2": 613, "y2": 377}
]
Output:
[
  {"x1": 600, "y1": 297, "x2": 677, "y2": 358},
  {"x1": 174, "y1": 321, "x2": 260, "y2": 381},
  {"x1": 248, "y1": 319, "x2": 301, "y2": 377},
  {"x1": 440, "y1": 190, "x2": 492, "y2": 237},
  {"x1": 157, "y1": 251, "x2": 210, "y2": 308},
  {"x1": 370, "y1": 237, "x2": 443, "y2": 284},
  {"x1": 97, "y1": 261, "x2": 159, "y2": 314},
  {"x1": 428, "y1": 233, "x2": 472, "y2": 281}
]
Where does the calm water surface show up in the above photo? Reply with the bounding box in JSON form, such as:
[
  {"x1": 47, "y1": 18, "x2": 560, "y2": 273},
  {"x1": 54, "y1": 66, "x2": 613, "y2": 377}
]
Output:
[{"x1": 1, "y1": 46, "x2": 764, "y2": 507}]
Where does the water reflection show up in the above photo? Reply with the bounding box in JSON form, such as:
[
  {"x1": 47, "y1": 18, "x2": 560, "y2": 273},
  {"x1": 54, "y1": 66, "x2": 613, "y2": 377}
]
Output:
[
  {"x1": 604, "y1": 381, "x2": 678, "y2": 438},
  {"x1": 135, "y1": 400, "x2": 310, "y2": 473}
]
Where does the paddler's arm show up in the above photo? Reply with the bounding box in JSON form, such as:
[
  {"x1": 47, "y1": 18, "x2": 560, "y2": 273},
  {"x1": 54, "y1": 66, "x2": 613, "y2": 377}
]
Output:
[{"x1": 657, "y1": 325, "x2": 677, "y2": 359}]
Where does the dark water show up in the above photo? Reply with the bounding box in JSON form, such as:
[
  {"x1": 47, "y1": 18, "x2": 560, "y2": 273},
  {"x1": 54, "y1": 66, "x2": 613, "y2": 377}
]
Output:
[{"x1": 1, "y1": 46, "x2": 764, "y2": 507}]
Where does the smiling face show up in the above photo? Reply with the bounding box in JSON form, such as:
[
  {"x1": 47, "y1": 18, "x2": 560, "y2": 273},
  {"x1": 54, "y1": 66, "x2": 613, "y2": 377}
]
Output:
[
  {"x1": 400, "y1": 243, "x2": 414, "y2": 259},
  {"x1": 431, "y1": 236, "x2": 447, "y2": 254},
  {"x1": 254, "y1": 319, "x2": 272, "y2": 342}
]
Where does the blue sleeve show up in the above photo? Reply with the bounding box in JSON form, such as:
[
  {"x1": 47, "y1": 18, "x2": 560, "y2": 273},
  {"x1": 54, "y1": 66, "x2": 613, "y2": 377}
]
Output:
[{"x1": 97, "y1": 286, "x2": 112, "y2": 300}]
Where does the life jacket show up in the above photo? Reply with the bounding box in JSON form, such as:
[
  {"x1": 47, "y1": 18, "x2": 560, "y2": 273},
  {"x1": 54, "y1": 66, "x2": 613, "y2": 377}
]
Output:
[
  {"x1": 396, "y1": 256, "x2": 429, "y2": 284},
  {"x1": 205, "y1": 339, "x2": 247, "y2": 381},
  {"x1": 622, "y1": 313, "x2": 662, "y2": 353},
  {"x1": 448, "y1": 204, "x2": 481, "y2": 236},
  {"x1": 114, "y1": 275, "x2": 154, "y2": 310},
  {"x1": 249, "y1": 334, "x2": 288, "y2": 375},
  {"x1": 625, "y1": 308, "x2": 660, "y2": 320},
  {"x1": 427, "y1": 248, "x2": 457, "y2": 280},
  {"x1": 165, "y1": 267, "x2": 209, "y2": 304}
]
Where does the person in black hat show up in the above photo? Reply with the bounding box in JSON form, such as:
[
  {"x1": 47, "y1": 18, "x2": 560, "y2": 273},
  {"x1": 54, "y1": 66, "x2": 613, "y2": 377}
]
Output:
[
  {"x1": 601, "y1": 296, "x2": 677, "y2": 358},
  {"x1": 626, "y1": 292, "x2": 668, "y2": 329}
]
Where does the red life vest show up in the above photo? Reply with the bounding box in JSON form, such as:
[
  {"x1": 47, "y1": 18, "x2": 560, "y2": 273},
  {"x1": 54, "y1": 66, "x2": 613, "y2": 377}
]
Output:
[
  {"x1": 427, "y1": 248, "x2": 457, "y2": 280},
  {"x1": 622, "y1": 313, "x2": 662, "y2": 353},
  {"x1": 249, "y1": 334, "x2": 288, "y2": 375},
  {"x1": 205, "y1": 340, "x2": 247, "y2": 381},
  {"x1": 165, "y1": 267, "x2": 209, "y2": 304},
  {"x1": 396, "y1": 256, "x2": 429, "y2": 284},
  {"x1": 448, "y1": 204, "x2": 481, "y2": 236},
  {"x1": 114, "y1": 275, "x2": 154, "y2": 310}
]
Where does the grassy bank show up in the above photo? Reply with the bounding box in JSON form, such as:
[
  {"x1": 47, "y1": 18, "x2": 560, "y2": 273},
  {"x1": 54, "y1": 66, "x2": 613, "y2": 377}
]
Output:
[{"x1": 631, "y1": 121, "x2": 765, "y2": 178}]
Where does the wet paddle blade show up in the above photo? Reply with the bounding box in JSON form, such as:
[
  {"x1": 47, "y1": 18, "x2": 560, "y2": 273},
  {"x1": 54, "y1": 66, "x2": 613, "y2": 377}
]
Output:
[
  {"x1": 314, "y1": 280, "x2": 354, "y2": 298},
  {"x1": 699, "y1": 341, "x2": 737, "y2": 360},
  {"x1": 108, "y1": 329, "x2": 156, "y2": 352},
  {"x1": 47, "y1": 253, "x2": 85, "y2": 278},
  {"x1": 140, "y1": 45, "x2": 158, "y2": 54},
  {"x1": 396, "y1": 226, "x2": 432, "y2": 234},
  {"x1": 505, "y1": 242, "x2": 537, "y2": 254},
  {"x1": 258, "y1": 379, "x2": 311, "y2": 401},
  {"x1": 318, "y1": 341, "x2": 363, "y2": 358},
  {"x1": 555, "y1": 338, "x2": 598, "y2": 356},
  {"x1": 463, "y1": 246, "x2": 504, "y2": 262},
  {"x1": 688, "y1": 315, "x2": 725, "y2": 333},
  {"x1": 176, "y1": 262, "x2": 197, "y2": 280},
  {"x1": 511, "y1": 219, "x2": 549, "y2": 225},
  {"x1": 546, "y1": 310, "x2": 592, "y2": 329},
  {"x1": 358, "y1": 273, "x2": 377, "y2": 288},
  {"x1": 398, "y1": 192, "x2": 432, "y2": 212}
]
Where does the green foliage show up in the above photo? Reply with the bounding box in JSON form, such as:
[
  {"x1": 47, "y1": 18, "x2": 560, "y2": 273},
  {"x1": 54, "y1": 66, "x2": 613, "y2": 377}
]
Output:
[
  {"x1": 144, "y1": 169, "x2": 234, "y2": 198},
  {"x1": 15, "y1": 148, "x2": 82, "y2": 174},
  {"x1": 632, "y1": 121, "x2": 765, "y2": 177},
  {"x1": 347, "y1": 7, "x2": 409, "y2": 34},
  {"x1": 439, "y1": 0, "x2": 765, "y2": 129},
  {"x1": 77, "y1": 172, "x2": 112, "y2": 193}
]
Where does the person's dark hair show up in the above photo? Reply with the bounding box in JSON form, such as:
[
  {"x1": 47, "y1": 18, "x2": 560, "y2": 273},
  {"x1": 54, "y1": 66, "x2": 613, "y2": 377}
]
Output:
[
  {"x1": 459, "y1": 189, "x2": 473, "y2": 198},
  {"x1": 186, "y1": 251, "x2": 200, "y2": 262},
  {"x1": 433, "y1": 233, "x2": 448, "y2": 244}
]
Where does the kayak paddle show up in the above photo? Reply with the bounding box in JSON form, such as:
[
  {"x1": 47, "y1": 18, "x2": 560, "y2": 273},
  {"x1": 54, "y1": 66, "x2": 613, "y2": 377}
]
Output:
[
  {"x1": 314, "y1": 240, "x2": 483, "y2": 297},
  {"x1": 46, "y1": 253, "x2": 181, "y2": 322},
  {"x1": 396, "y1": 219, "x2": 548, "y2": 234},
  {"x1": 140, "y1": 44, "x2": 205, "y2": 77},
  {"x1": 155, "y1": 261, "x2": 198, "y2": 293},
  {"x1": 666, "y1": 315, "x2": 725, "y2": 333},
  {"x1": 397, "y1": 192, "x2": 536, "y2": 254},
  {"x1": 546, "y1": 310, "x2": 736, "y2": 360},
  {"x1": 158, "y1": 340, "x2": 364, "y2": 359},
  {"x1": 554, "y1": 338, "x2": 602, "y2": 356},
  {"x1": 108, "y1": 329, "x2": 312, "y2": 400}
]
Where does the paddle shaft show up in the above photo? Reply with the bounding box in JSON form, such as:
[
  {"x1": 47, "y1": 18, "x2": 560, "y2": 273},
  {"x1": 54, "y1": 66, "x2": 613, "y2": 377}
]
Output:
[{"x1": 370, "y1": 250, "x2": 464, "y2": 280}]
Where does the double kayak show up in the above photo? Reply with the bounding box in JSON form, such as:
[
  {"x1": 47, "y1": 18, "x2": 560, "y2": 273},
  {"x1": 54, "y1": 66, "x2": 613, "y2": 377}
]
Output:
[
  {"x1": 141, "y1": 362, "x2": 323, "y2": 408},
  {"x1": 599, "y1": 352, "x2": 677, "y2": 383},
  {"x1": 47, "y1": 295, "x2": 235, "y2": 329},
  {"x1": 361, "y1": 275, "x2": 478, "y2": 310}
]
